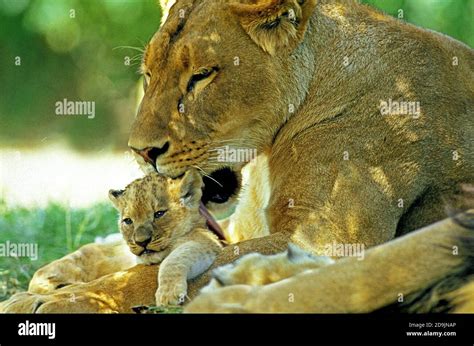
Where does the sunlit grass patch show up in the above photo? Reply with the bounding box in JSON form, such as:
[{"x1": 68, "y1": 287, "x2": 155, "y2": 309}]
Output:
[
  {"x1": 132, "y1": 304, "x2": 184, "y2": 314},
  {"x1": 0, "y1": 199, "x2": 118, "y2": 301}
]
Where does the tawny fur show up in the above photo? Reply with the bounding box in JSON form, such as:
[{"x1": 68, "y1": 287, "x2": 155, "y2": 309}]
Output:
[
  {"x1": 448, "y1": 282, "x2": 474, "y2": 313},
  {"x1": 109, "y1": 170, "x2": 222, "y2": 305},
  {"x1": 3, "y1": 211, "x2": 472, "y2": 313},
  {"x1": 28, "y1": 239, "x2": 136, "y2": 294},
  {"x1": 2, "y1": 0, "x2": 473, "y2": 313},
  {"x1": 186, "y1": 212, "x2": 474, "y2": 313},
  {"x1": 220, "y1": 154, "x2": 271, "y2": 243},
  {"x1": 210, "y1": 243, "x2": 334, "y2": 287}
]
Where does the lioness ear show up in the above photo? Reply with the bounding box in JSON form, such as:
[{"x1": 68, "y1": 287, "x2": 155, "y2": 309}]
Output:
[
  {"x1": 176, "y1": 170, "x2": 203, "y2": 207},
  {"x1": 231, "y1": 0, "x2": 317, "y2": 55},
  {"x1": 108, "y1": 189, "x2": 124, "y2": 208}
]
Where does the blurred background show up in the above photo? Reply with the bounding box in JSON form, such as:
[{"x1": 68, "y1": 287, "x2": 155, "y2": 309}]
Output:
[
  {"x1": 0, "y1": 0, "x2": 473, "y2": 299},
  {"x1": 1, "y1": 0, "x2": 473, "y2": 152}
]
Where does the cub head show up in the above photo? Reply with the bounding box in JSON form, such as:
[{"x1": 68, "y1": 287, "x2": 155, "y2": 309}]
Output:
[
  {"x1": 109, "y1": 169, "x2": 204, "y2": 264},
  {"x1": 129, "y1": 0, "x2": 317, "y2": 216}
]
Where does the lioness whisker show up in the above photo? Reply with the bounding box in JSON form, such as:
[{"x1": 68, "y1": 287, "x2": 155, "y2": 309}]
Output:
[
  {"x1": 192, "y1": 165, "x2": 224, "y2": 188},
  {"x1": 113, "y1": 45, "x2": 145, "y2": 53}
]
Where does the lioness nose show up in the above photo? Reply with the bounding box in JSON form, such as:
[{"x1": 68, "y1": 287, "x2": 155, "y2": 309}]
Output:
[{"x1": 132, "y1": 142, "x2": 170, "y2": 166}]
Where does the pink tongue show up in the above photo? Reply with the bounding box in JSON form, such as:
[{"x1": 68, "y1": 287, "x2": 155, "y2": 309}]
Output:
[{"x1": 199, "y1": 201, "x2": 226, "y2": 241}]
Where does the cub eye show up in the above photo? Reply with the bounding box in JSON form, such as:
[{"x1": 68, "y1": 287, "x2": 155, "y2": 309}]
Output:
[
  {"x1": 186, "y1": 67, "x2": 218, "y2": 93},
  {"x1": 154, "y1": 210, "x2": 167, "y2": 219},
  {"x1": 122, "y1": 218, "x2": 133, "y2": 225}
]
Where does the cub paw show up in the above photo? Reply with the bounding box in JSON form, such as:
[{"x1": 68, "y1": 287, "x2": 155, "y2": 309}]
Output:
[{"x1": 155, "y1": 280, "x2": 188, "y2": 306}]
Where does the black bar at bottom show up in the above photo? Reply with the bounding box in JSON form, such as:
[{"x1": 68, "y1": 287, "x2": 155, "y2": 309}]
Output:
[{"x1": 0, "y1": 314, "x2": 472, "y2": 345}]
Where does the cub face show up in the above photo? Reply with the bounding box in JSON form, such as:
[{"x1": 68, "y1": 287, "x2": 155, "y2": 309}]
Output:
[{"x1": 109, "y1": 169, "x2": 204, "y2": 264}]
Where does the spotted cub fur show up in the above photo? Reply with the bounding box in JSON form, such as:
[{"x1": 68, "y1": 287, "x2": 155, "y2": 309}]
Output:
[{"x1": 109, "y1": 170, "x2": 222, "y2": 306}]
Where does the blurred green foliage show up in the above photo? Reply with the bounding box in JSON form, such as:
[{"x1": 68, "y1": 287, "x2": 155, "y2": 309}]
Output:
[
  {"x1": 0, "y1": 0, "x2": 162, "y2": 151},
  {"x1": 0, "y1": 0, "x2": 472, "y2": 151},
  {"x1": 363, "y1": 0, "x2": 474, "y2": 47}
]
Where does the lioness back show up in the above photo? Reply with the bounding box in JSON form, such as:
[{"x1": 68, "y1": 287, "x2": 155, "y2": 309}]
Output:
[{"x1": 269, "y1": 0, "x2": 474, "y2": 241}]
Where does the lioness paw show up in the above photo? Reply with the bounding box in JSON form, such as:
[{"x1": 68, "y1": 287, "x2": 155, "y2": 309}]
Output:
[
  {"x1": 211, "y1": 244, "x2": 334, "y2": 286},
  {"x1": 186, "y1": 285, "x2": 257, "y2": 313},
  {"x1": 156, "y1": 280, "x2": 188, "y2": 306}
]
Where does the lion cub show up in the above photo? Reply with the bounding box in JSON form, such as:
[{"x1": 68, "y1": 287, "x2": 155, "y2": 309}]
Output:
[{"x1": 109, "y1": 170, "x2": 222, "y2": 306}]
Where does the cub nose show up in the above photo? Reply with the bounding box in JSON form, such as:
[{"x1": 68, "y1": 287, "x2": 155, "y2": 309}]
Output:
[
  {"x1": 135, "y1": 237, "x2": 151, "y2": 248},
  {"x1": 134, "y1": 227, "x2": 152, "y2": 248},
  {"x1": 131, "y1": 142, "x2": 170, "y2": 166}
]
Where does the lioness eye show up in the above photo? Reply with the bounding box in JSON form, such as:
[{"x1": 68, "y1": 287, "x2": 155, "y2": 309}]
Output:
[
  {"x1": 186, "y1": 67, "x2": 217, "y2": 93},
  {"x1": 122, "y1": 218, "x2": 133, "y2": 225},
  {"x1": 154, "y1": 210, "x2": 167, "y2": 219}
]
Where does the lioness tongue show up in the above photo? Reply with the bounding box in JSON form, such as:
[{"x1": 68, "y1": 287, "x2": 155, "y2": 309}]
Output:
[{"x1": 199, "y1": 201, "x2": 226, "y2": 241}]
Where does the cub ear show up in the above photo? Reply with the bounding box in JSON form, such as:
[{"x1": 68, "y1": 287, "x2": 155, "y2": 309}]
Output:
[
  {"x1": 160, "y1": 0, "x2": 177, "y2": 25},
  {"x1": 108, "y1": 189, "x2": 124, "y2": 208},
  {"x1": 231, "y1": 0, "x2": 317, "y2": 55},
  {"x1": 176, "y1": 169, "x2": 203, "y2": 207}
]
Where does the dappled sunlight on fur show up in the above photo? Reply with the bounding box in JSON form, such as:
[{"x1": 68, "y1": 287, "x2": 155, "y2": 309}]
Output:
[
  {"x1": 2, "y1": 0, "x2": 473, "y2": 313},
  {"x1": 187, "y1": 212, "x2": 474, "y2": 312},
  {"x1": 29, "y1": 239, "x2": 136, "y2": 294}
]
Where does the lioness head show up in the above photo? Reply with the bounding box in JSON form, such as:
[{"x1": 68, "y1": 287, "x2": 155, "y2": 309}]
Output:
[
  {"x1": 109, "y1": 169, "x2": 207, "y2": 264},
  {"x1": 128, "y1": 0, "x2": 317, "y2": 215}
]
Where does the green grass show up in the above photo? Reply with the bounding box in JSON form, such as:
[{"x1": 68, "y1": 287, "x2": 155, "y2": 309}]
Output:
[
  {"x1": 0, "y1": 199, "x2": 119, "y2": 301},
  {"x1": 132, "y1": 305, "x2": 184, "y2": 314}
]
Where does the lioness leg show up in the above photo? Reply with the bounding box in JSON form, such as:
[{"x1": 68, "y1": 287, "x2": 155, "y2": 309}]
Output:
[
  {"x1": 211, "y1": 244, "x2": 334, "y2": 286},
  {"x1": 186, "y1": 213, "x2": 474, "y2": 313},
  {"x1": 0, "y1": 233, "x2": 290, "y2": 313},
  {"x1": 28, "y1": 237, "x2": 135, "y2": 294},
  {"x1": 1, "y1": 265, "x2": 158, "y2": 313}
]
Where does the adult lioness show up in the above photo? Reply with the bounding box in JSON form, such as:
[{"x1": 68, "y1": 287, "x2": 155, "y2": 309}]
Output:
[
  {"x1": 130, "y1": 0, "x2": 473, "y2": 253},
  {"x1": 127, "y1": 0, "x2": 473, "y2": 310},
  {"x1": 2, "y1": 0, "x2": 473, "y2": 313}
]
